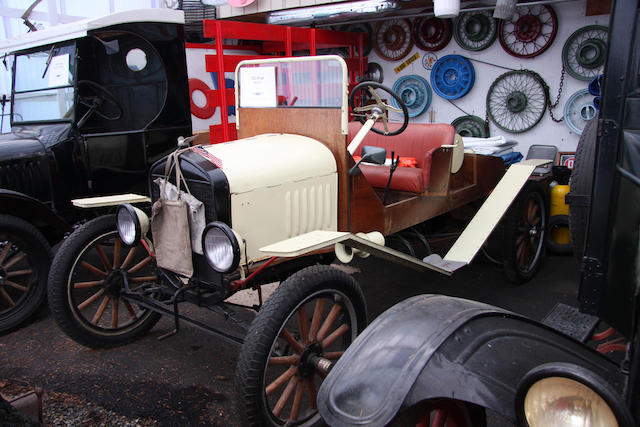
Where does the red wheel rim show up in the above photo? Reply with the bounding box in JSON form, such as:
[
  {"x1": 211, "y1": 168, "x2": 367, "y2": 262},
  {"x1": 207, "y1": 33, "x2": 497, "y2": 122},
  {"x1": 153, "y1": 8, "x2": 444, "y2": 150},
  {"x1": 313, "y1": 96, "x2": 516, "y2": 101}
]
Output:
[
  {"x1": 498, "y1": 5, "x2": 557, "y2": 58},
  {"x1": 413, "y1": 17, "x2": 453, "y2": 51},
  {"x1": 374, "y1": 19, "x2": 414, "y2": 61}
]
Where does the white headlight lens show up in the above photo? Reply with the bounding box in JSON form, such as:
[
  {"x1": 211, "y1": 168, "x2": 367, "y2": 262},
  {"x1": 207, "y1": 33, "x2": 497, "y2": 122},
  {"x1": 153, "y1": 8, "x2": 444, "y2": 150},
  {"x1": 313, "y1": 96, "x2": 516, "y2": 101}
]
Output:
[
  {"x1": 204, "y1": 226, "x2": 235, "y2": 272},
  {"x1": 117, "y1": 206, "x2": 138, "y2": 246},
  {"x1": 524, "y1": 377, "x2": 618, "y2": 427}
]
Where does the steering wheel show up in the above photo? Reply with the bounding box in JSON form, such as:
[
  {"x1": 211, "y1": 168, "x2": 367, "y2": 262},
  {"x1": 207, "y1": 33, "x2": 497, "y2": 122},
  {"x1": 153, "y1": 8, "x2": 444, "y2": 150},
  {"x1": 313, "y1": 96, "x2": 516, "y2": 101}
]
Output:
[
  {"x1": 77, "y1": 80, "x2": 123, "y2": 123},
  {"x1": 349, "y1": 81, "x2": 409, "y2": 136}
]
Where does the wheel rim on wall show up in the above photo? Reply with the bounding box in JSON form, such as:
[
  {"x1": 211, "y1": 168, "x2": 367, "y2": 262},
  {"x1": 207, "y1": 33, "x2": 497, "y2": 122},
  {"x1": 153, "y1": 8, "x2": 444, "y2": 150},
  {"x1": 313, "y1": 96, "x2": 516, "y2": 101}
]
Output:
[
  {"x1": 564, "y1": 89, "x2": 597, "y2": 135},
  {"x1": 453, "y1": 10, "x2": 498, "y2": 51},
  {"x1": 373, "y1": 19, "x2": 414, "y2": 61},
  {"x1": 392, "y1": 75, "x2": 432, "y2": 117},
  {"x1": 451, "y1": 115, "x2": 489, "y2": 137},
  {"x1": 562, "y1": 25, "x2": 608, "y2": 81},
  {"x1": 498, "y1": 4, "x2": 558, "y2": 58},
  {"x1": 430, "y1": 54, "x2": 475, "y2": 100},
  {"x1": 363, "y1": 62, "x2": 384, "y2": 83},
  {"x1": 412, "y1": 17, "x2": 453, "y2": 51},
  {"x1": 486, "y1": 70, "x2": 548, "y2": 133}
]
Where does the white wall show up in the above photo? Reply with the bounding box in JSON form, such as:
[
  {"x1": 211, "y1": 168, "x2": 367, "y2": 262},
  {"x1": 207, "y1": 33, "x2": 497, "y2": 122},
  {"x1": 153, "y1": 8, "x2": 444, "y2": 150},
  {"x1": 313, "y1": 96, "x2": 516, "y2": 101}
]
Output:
[{"x1": 369, "y1": 0, "x2": 608, "y2": 157}]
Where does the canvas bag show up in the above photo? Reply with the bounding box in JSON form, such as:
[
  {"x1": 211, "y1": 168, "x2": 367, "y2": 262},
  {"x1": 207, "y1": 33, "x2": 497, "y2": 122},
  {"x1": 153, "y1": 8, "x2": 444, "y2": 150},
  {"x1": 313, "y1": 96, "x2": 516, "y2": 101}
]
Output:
[{"x1": 151, "y1": 149, "x2": 195, "y2": 277}]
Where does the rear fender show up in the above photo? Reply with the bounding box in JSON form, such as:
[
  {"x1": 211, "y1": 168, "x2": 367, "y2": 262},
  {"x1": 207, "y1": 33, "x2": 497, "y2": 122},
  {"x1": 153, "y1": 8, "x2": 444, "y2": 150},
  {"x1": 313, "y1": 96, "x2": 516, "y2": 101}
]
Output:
[{"x1": 318, "y1": 295, "x2": 626, "y2": 426}]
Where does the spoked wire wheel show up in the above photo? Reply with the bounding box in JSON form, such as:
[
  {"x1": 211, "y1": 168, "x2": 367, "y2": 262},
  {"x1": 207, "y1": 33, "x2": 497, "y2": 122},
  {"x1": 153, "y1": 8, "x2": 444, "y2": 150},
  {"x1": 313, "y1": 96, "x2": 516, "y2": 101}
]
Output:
[
  {"x1": 412, "y1": 17, "x2": 453, "y2": 51},
  {"x1": 373, "y1": 19, "x2": 414, "y2": 61},
  {"x1": 498, "y1": 4, "x2": 558, "y2": 58},
  {"x1": 453, "y1": 10, "x2": 497, "y2": 51},
  {"x1": 392, "y1": 75, "x2": 432, "y2": 117},
  {"x1": 236, "y1": 265, "x2": 367, "y2": 426},
  {"x1": 562, "y1": 25, "x2": 608, "y2": 81},
  {"x1": 48, "y1": 215, "x2": 161, "y2": 347},
  {"x1": 451, "y1": 115, "x2": 489, "y2": 137},
  {"x1": 487, "y1": 70, "x2": 547, "y2": 133},
  {"x1": 564, "y1": 89, "x2": 597, "y2": 135}
]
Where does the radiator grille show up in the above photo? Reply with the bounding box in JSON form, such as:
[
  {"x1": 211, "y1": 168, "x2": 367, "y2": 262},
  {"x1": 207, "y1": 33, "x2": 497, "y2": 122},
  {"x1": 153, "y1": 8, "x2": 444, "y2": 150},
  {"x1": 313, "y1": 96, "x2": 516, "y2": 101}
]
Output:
[
  {"x1": 151, "y1": 176, "x2": 218, "y2": 223},
  {"x1": 180, "y1": 0, "x2": 216, "y2": 43}
]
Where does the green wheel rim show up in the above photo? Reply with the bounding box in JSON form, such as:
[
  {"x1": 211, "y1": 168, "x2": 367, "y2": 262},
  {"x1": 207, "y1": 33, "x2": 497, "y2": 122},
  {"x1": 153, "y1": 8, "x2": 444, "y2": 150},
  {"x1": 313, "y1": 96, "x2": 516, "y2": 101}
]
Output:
[
  {"x1": 486, "y1": 70, "x2": 547, "y2": 133},
  {"x1": 453, "y1": 10, "x2": 497, "y2": 51},
  {"x1": 451, "y1": 115, "x2": 489, "y2": 137},
  {"x1": 562, "y1": 25, "x2": 608, "y2": 81}
]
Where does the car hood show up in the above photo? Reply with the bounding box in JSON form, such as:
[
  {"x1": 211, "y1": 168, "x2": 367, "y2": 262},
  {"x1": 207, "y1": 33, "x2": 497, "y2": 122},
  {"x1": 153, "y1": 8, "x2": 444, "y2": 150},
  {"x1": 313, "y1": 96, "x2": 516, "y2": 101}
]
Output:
[{"x1": 0, "y1": 123, "x2": 73, "y2": 162}]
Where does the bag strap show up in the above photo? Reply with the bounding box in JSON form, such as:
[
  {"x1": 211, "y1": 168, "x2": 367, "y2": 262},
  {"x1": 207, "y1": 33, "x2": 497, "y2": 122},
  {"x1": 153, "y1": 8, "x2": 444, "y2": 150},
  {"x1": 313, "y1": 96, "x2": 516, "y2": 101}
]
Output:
[{"x1": 159, "y1": 147, "x2": 193, "y2": 200}]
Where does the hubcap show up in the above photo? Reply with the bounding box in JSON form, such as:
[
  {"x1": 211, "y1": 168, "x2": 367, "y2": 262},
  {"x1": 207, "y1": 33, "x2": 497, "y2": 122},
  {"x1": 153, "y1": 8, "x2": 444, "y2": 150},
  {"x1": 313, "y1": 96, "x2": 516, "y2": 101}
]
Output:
[
  {"x1": 298, "y1": 342, "x2": 323, "y2": 377},
  {"x1": 103, "y1": 269, "x2": 127, "y2": 297},
  {"x1": 577, "y1": 39, "x2": 606, "y2": 68},
  {"x1": 507, "y1": 91, "x2": 528, "y2": 113},
  {"x1": 514, "y1": 15, "x2": 542, "y2": 42}
]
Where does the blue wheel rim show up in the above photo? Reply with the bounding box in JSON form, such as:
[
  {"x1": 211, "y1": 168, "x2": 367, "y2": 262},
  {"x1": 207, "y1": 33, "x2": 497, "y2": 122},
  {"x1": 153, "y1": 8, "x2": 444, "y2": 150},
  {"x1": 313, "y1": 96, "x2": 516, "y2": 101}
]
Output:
[
  {"x1": 430, "y1": 54, "x2": 475, "y2": 99},
  {"x1": 392, "y1": 75, "x2": 432, "y2": 117}
]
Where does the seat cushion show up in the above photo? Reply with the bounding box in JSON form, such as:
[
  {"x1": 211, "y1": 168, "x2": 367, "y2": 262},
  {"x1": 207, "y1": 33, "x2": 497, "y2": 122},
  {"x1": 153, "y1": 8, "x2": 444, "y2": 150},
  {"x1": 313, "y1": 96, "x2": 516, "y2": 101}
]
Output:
[{"x1": 359, "y1": 164, "x2": 425, "y2": 193}]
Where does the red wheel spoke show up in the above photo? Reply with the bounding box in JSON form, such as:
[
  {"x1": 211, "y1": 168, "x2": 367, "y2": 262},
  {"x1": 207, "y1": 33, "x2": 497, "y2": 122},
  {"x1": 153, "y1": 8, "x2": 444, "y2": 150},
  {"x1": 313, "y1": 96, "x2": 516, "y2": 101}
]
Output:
[
  {"x1": 321, "y1": 324, "x2": 350, "y2": 349},
  {"x1": 6, "y1": 269, "x2": 32, "y2": 277},
  {"x1": 322, "y1": 351, "x2": 344, "y2": 359},
  {"x1": 113, "y1": 238, "x2": 122, "y2": 268},
  {"x1": 306, "y1": 378, "x2": 317, "y2": 410},
  {"x1": 95, "y1": 244, "x2": 112, "y2": 272},
  {"x1": 120, "y1": 246, "x2": 138, "y2": 270},
  {"x1": 5, "y1": 280, "x2": 28, "y2": 292},
  {"x1": 269, "y1": 355, "x2": 300, "y2": 366},
  {"x1": 317, "y1": 304, "x2": 342, "y2": 342},
  {"x1": 280, "y1": 329, "x2": 304, "y2": 354},
  {"x1": 123, "y1": 300, "x2": 138, "y2": 320},
  {"x1": 91, "y1": 296, "x2": 110, "y2": 324},
  {"x1": 273, "y1": 376, "x2": 298, "y2": 417},
  {"x1": 3, "y1": 251, "x2": 26, "y2": 270},
  {"x1": 0, "y1": 288, "x2": 15, "y2": 307},
  {"x1": 266, "y1": 365, "x2": 297, "y2": 396},
  {"x1": 297, "y1": 306, "x2": 309, "y2": 345},
  {"x1": 78, "y1": 289, "x2": 105, "y2": 310},
  {"x1": 308, "y1": 298, "x2": 326, "y2": 342},
  {"x1": 111, "y1": 298, "x2": 119, "y2": 328},
  {"x1": 289, "y1": 377, "x2": 304, "y2": 421},
  {"x1": 0, "y1": 242, "x2": 12, "y2": 265},
  {"x1": 74, "y1": 279, "x2": 104, "y2": 289},
  {"x1": 128, "y1": 256, "x2": 152, "y2": 274},
  {"x1": 81, "y1": 261, "x2": 107, "y2": 278}
]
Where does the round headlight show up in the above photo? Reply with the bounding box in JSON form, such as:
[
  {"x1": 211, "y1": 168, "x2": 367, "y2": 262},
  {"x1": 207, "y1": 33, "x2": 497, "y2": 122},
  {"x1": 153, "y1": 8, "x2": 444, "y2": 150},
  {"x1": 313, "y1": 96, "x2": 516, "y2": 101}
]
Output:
[
  {"x1": 116, "y1": 204, "x2": 148, "y2": 246},
  {"x1": 202, "y1": 222, "x2": 240, "y2": 273}
]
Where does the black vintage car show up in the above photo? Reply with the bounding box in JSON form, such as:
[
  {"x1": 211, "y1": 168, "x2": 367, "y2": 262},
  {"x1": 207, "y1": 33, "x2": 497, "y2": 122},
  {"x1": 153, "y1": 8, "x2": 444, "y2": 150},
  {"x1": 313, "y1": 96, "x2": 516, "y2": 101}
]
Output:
[{"x1": 0, "y1": 9, "x2": 191, "y2": 333}]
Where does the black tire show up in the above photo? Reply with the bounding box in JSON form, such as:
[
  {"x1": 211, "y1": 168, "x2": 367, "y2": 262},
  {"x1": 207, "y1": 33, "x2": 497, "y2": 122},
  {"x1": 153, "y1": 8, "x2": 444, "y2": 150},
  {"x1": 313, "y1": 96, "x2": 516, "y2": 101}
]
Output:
[
  {"x1": 569, "y1": 119, "x2": 598, "y2": 262},
  {"x1": 392, "y1": 399, "x2": 487, "y2": 426},
  {"x1": 0, "y1": 214, "x2": 51, "y2": 334},
  {"x1": 546, "y1": 215, "x2": 573, "y2": 255},
  {"x1": 502, "y1": 183, "x2": 547, "y2": 284},
  {"x1": 48, "y1": 215, "x2": 161, "y2": 348},
  {"x1": 235, "y1": 265, "x2": 367, "y2": 426}
]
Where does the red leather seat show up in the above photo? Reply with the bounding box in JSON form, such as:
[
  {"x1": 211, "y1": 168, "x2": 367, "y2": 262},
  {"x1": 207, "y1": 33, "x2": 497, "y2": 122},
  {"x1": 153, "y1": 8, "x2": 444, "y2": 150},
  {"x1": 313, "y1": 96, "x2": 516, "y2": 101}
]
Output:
[{"x1": 349, "y1": 122, "x2": 455, "y2": 193}]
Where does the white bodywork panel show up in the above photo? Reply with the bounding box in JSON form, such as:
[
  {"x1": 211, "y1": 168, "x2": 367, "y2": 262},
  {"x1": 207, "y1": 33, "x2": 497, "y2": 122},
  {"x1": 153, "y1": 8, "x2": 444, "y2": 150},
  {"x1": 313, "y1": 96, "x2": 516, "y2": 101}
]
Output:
[
  {"x1": 260, "y1": 159, "x2": 550, "y2": 275},
  {"x1": 72, "y1": 194, "x2": 150, "y2": 208},
  {"x1": 204, "y1": 133, "x2": 338, "y2": 262},
  {"x1": 0, "y1": 9, "x2": 185, "y2": 55}
]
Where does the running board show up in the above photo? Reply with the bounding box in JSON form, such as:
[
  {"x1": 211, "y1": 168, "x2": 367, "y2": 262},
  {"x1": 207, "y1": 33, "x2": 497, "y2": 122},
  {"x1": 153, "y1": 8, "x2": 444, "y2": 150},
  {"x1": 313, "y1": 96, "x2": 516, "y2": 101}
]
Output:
[{"x1": 260, "y1": 159, "x2": 549, "y2": 275}]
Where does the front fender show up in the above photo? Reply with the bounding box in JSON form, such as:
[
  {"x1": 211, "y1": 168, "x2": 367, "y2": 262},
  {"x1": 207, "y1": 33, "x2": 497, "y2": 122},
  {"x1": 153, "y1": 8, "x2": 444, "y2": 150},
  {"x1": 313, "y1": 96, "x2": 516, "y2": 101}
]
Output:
[{"x1": 317, "y1": 295, "x2": 626, "y2": 426}]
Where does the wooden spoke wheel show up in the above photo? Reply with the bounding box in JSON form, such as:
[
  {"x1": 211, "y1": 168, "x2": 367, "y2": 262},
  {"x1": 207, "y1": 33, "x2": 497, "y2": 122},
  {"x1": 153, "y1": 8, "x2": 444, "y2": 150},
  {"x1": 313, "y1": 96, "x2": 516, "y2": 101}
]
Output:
[
  {"x1": 236, "y1": 265, "x2": 367, "y2": 426},
  {"x1": 48, "y1": 215, "x2": 161, "y2": 348},
  {"x1": 0, "y1": 215, "x2": 50, "y2": 334},
  {"x1": 498, "y1": 4, "x2": 558, "y2": 58},
  {"x1": 502, "y1": 184, "x2": 547, "y2": 284}
]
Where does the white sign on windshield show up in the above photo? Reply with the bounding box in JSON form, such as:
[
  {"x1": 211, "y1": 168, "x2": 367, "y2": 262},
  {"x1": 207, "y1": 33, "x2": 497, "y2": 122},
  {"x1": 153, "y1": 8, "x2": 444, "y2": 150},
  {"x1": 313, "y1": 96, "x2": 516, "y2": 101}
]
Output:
[
  {"x1": 239, "y1": 66, "x2": 276, "y2": 108},
  {"x1": 48, "y1": 53, "x2": 70, "y2": 87}
]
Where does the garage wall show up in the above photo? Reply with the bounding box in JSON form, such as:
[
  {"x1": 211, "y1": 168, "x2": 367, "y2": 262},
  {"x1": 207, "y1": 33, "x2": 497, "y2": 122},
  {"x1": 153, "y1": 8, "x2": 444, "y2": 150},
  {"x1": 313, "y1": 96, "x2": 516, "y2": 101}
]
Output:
[{"x1": 367, "y1": 0, "x2": 608, "y2": 157}]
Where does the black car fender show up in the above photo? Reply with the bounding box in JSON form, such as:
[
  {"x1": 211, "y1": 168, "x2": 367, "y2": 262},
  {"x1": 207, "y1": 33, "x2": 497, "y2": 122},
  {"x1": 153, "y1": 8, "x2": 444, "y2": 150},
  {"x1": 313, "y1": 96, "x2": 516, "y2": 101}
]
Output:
[
  {"x1": 317, "y1": 294, "x2": 629, "y2": 426},
  {"x1": 0, "y1": 189, "x2": 71, "y2": 243}
]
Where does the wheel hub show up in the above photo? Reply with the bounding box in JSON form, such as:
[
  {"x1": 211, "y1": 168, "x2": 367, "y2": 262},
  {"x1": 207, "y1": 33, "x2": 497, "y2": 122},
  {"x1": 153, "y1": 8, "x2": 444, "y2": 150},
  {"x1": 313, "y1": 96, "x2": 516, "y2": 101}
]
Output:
[
  {"x1": 103, "y1": 269, "x2": 127, "y2": 297},
  {"x1": 0, "y1": 267, "x2": 6, "y2": 286},
  {"x1": 465, "y1": 15, "x2": 489, "y2": 41},
  {"x1": 298, "y1": 342, "x2": 323, "y2": 377},
  {"x1": 577, "y1": 39, "x2": 606, "y2": 68},
  {"x1": 507, "y1": 91, "x2": 528, "y2": 113},
  {"x1": 514, "y1": 15, "x2": 542, "y2": 42},
  {"x1": 400, "y1": 86, "x2": 419, "y2": 107},
  {"x1": 444, "y1": 68, "x2": 458, "y2": 86},
  {"x1": 422, "y1": 18, "x2": 443, "y2": 42}
]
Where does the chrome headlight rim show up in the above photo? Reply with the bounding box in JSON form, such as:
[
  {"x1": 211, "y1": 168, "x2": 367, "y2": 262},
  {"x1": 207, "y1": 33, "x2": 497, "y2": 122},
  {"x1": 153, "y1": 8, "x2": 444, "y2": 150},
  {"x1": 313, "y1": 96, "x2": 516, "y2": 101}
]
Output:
[
  {"x1": 515, "y1": 362, "x2": 632, "y2": 427},
  {"x1": 116, "y1": 203, "x2": 141, "y2": 246},
  {"x1": 202, "y1": 221, "x2": 240, "y2": 273}
]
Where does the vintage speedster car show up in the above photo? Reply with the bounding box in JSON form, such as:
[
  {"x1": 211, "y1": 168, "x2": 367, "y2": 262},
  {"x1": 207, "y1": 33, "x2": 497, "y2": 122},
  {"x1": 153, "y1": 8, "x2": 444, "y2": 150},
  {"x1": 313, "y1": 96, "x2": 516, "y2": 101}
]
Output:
[
  {"x1": 317, "y1": 1, "x2": 640, "y2": 426},
  {"x1": 48, "y1": 55, "x2": 549, "y2": 426},
  {"x1": 0, "y1": 10, "x2": 191, "y2": 333}
]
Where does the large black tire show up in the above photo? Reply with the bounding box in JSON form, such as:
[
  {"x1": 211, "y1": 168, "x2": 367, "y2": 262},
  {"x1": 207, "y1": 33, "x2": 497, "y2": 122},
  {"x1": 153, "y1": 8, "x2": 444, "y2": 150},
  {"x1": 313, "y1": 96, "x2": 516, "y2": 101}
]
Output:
[
  {"x1": 235, "y1": 265, "x2": 367, "y2": 426},
  {"x1": 392, "y1": 399, "x2": 487, "y2": 426},
  {"x1": 0, "y1": 214, "x2": 51, "y2": 334},
  {"x1": 48, "y1": 215, "x2": 161, "y2": 348},
  {"x1": 502, "y1": 183, "x2": 547, "y2": 284},
  {"x1": 569, "y1": 119, "x2": 598, "y2": 262}
]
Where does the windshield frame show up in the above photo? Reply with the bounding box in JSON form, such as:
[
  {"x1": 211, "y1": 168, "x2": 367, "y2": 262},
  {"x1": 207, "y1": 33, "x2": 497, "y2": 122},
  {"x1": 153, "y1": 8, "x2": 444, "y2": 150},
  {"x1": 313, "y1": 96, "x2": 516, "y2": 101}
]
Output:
[{"x1": 11, "y1": 41, "x2": 77, "y2": 126}]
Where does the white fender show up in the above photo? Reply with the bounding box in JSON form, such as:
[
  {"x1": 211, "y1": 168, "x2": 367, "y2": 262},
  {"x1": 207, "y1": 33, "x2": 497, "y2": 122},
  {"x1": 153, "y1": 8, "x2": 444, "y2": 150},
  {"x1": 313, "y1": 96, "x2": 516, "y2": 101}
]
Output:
[{"x1": 335, "y1": 231, "x2": 385, "y2": 263}]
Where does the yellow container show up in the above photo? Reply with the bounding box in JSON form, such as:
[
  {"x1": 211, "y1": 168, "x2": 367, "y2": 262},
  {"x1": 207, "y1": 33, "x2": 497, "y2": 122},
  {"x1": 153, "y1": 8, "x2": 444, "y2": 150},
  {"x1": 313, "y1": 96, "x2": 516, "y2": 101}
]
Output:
[
  {"x1": 549, "y1": 183, "x2": 571, "y2": 246},
  {"x1": 550, "y1": 184, "x2": 570, "y2": 216}
]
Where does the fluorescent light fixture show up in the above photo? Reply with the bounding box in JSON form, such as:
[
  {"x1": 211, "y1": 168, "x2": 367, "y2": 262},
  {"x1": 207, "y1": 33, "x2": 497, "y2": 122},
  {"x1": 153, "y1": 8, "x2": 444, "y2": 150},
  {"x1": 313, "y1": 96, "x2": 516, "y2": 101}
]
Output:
[{"x1": 267, "y1": 0, "x2": 399, "y2": 25}]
